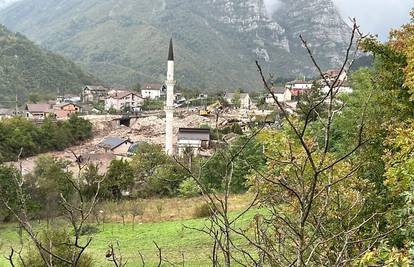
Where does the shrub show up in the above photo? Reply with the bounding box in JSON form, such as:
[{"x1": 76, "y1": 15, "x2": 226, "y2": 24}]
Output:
[
  {"x1": 79, "y1": 225, "x2": 100, "y2": 236},
  {"x1": 178, "y1": 178, "x2": 201, "y2": 198},
  {"x1": 193, "y1": 203, "x2": 220, "y2": 218},
  {"x1": 24, "y1": 228, "x2": 93, "y2": 267}
]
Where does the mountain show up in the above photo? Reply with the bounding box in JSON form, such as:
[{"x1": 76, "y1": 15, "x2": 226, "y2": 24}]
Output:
[
  {"x1": 0, "y1": 24, "x2": 98, "y2": 104},
  {"x1": 0, "y1": 0, "x2": 351, "y2": 90}
]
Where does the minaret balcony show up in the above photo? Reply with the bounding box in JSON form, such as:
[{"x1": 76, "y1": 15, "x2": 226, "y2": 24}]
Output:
[
  {"x1": 165, "y1": 80, "x2": 176, "y2": 86},
  {"x1": 164, "y1": 106, "x2": 175, "y2": 112}
]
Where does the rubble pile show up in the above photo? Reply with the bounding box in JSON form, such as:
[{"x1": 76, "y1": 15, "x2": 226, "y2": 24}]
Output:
[{"x1": 130, "y1": 116, "x2": 165, "y2": 136}]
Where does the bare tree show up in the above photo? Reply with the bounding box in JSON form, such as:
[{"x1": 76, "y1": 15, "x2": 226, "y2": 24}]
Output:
[
  {"x1": 2, "y1": 150, "x2": 103, "y2": 266},
  {"x1": 107, "y1": 241, "x2": 127, "y2": 267},
  {"x1": 175, "y1": 19, "x2": 401, "y2": 266}
]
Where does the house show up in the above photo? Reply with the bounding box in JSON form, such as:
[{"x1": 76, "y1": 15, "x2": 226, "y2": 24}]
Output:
[
  {"x1": 82, "y1": 85, "x2": 109, "y2": 103},
  {"x1": 265, "y1": 87, "x2": 292, "y2": 104},
  {"x1": 53, "y1": 103, "x2": 82, "y2": 119},
  {"x1": 25, "y1": 103, "x2": 52, "y2": 120},
  {"x1": 321, "y1": 82, "x2": 353, "y2": 95},
  {"x1": 141, "y1": 83, "x2": 166, "y2": 99},
  {"x1": 177, "y1": 128, "x2": 211, "y2": 156},
  {"x1": 98, "y1": 137, "x2": 133, "y2": 155},
  {"x1": 320, "y1": 69, "x2": 351, "y2": 94},
  {"x1": 104, "y1": 91, "x2": 144, "y2": 112},
  {"x1": 323, "y1": 69, "x2": 347, "y2": 83},
  {"x1": 0, "y1": 108, "x2": 14, "y2": 120},
  {"x1": 285, "y1": 80, "x2": 314, "y2": 97},
  {"x1": 224, "y1": 93, "x2": 252, "y2": 110},
  {"x1": 107, "y1": 87, "x2": 131, "y2": 97}
]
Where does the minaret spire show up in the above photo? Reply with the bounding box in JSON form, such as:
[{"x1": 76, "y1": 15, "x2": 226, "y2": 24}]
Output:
[
  {"x1": 165, "y1": 38, "x2": 176, "y2": 155},
  {"x1": 168, "y1": 38, "x2": 174, "y2": 61}
]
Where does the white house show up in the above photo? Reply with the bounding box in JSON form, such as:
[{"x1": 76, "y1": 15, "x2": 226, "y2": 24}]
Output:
[
  {"x1": 177, "y1": 128, "x2": 211, "y2": 156},
  {"x1": 265, "y1": 87, "x2": 292, "y2": 104},
  {"x1": 321, "y1": 84, "x2": 353, "y2": 94},
  {"x1": 285, "y1": 80, "x2": 314, "y2": 98},
  {"x1": 141, "y1": 83, "x2": 166, "y2": 99},
  {"x1": 104, "y1": 91, "x2": 144, "y2": 111},
  {"x1": 224, "y1": 93, "x2": 252, "y2": 110}
]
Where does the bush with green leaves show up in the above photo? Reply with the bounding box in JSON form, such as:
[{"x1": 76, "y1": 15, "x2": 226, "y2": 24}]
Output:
[
  {"x1": 178, "y1": 178, "x2": 201, "y2": 198},
  {"x1": 103, "y1": 159, "x2": 134, "y2": 200},
  {"x1": 130, "y1": 143, "x2": 189, "y2": 197},
  {"x1": 23, "y1": 228, "x2": 93, "y2": 267},
  {"x1": 0, "y1": 165, "x2": 20, "y2": 221},
  {"x1": 0, "y1": 115, "x2": 92, "y2": 162}
]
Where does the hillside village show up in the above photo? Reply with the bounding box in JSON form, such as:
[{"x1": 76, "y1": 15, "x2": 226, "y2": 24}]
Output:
[
  {"x1": 1, "y1": 0, "x2": 413, "y2": 265},
  {"x1": 0, "y1": 61, "x2": 350, "y2": 176}
]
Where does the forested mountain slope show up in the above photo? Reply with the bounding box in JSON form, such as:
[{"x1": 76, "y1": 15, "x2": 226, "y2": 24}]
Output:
[
  {"x1": 0, "y1": 0, "x2": 351, "y2": 90},
  {"x1": 0, "y1": 25, "x2": 98, "y2": 104}
]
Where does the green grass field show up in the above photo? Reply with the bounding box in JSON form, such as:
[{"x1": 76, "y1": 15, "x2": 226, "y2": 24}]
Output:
[{"x1": 0, "y1": 209, "x2": 257, "y2": 266}]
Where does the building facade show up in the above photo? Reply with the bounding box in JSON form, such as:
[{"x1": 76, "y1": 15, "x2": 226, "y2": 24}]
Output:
[
  {"x1": 53, "y1": 103, "x2": 82, "y2": 119},
  {"x1": 265, "y1": 88, "x2": 292, "y2": 104},
  {"x1": 177, "y1": 128, "x2": 211, "y2": 156},
  {"x1": 82, "y1": 85, "x2": 109, "y2": 103},
  {"x1": 224, "y1": 93, "x2": 252, "y2": 110},
  {"x1": 104, "y1": 91, "x2": 143, "y2": 111},
  {"x1": 141, "y1": 84, "x2": 166, "y2": 99},
  {"x1": 25, "y1": 104, "x2": 52, "y2": 120}
]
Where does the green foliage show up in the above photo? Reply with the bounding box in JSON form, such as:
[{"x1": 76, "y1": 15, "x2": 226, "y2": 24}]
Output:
[
  {"x1": 26, "y1": 155, "x2": 73, "y2": 219},
  {"x1": 0, "y1": 25, "x2": 97, "y2": 104},
  {"x1": 66, "y1": 114, "x2": 93, "y2": 143},
  {"x1": 0, "y1": 115, "x2": 92, "y2": 162},
  {"x1": 104, "y1": 159, "x2": 134, "y2": 200},
  {"x1": 79, "y1": 225, "x2": 100, "y2": 236},
  {"x1": 356, "y1": 242, "x2": 410, "y2": 267},
  {"x1": 130, "y1": 143, "x2": 189, "y2": 197},
  {"x1": 81, "y1": 163, "x2": 104, "y2": 200},
  {"x1": 0, "y1": 165, "x2": 20, "y2": 220},
  {"x1": 0, "y1": 0, "x2": 349, "y2": 90},
  {"x1": 178, "y1": 178, "x2": 201, "y2": 198},
  {"x1": 201, "y1": 135, "x2": 266, "y2": 193},
  {"x1": 141, "y1": 98, "x2": 164, "y2": 111},
  {"x1": 296, "y1": 85, "x2": 327, "y2": 122},
  {"x1": 381, "y1": 121, "x2": 414, "y2": 252},
  {"x1": 24, "y1": 228, "x2": 93, "y2": 267}
]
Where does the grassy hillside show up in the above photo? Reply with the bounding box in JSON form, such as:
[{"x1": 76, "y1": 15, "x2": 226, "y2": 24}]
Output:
[
  {"x1": 0, "y1": 195, "x2": 256, "y2": 266},
  {"x1": 0, "y1": 25, "x2": 98, "y2": 104},
  {"x1": 0, "y1": 0, "x2": 351, "y2": 91}
]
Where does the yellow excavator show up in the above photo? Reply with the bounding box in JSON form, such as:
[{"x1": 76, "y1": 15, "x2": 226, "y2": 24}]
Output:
[{"x1": 200, "y1": 100, "x2": 222, "y2": 116}]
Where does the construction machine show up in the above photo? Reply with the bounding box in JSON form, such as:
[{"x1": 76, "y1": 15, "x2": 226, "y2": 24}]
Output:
[{"x1": 200, "y1": 100, "x2": 222, "y2": 116}]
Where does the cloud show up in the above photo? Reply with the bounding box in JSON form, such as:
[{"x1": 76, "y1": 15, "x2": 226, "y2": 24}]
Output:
[
  {"x1": 263, "y1": 0, "x2": 282, "y2": 17},
  {"x1": 333, "y1": 0, "x2": 412, "y2": 40}
]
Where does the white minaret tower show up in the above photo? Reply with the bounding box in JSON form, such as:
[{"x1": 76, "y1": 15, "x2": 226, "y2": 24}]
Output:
[{"x1": 165, "y1": 38, "x2": 176, "y2": 155}]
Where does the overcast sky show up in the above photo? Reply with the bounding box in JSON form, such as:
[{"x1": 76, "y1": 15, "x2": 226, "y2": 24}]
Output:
[{"x1": 334, "y1": 0, "x2": 412, "y2": 40}]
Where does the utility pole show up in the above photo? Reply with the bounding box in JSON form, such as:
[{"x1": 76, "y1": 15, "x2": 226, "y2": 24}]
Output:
[{"x1": 15, "y1": 93, "x2": 18, "y2": 116}]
